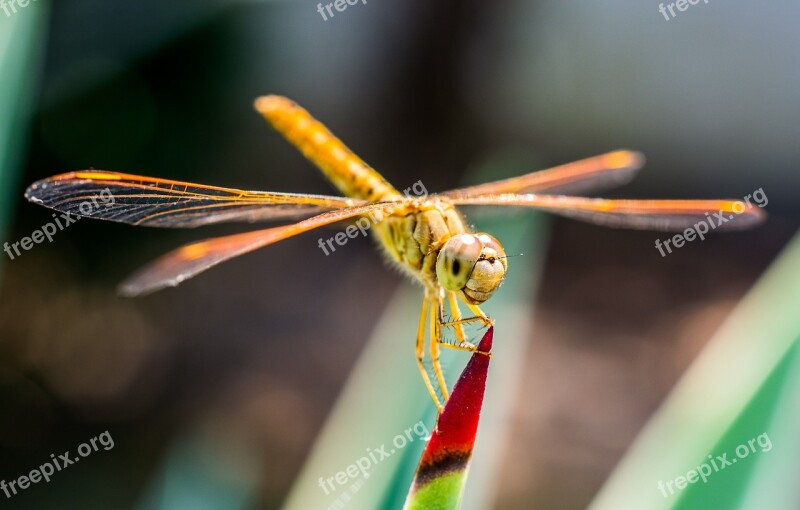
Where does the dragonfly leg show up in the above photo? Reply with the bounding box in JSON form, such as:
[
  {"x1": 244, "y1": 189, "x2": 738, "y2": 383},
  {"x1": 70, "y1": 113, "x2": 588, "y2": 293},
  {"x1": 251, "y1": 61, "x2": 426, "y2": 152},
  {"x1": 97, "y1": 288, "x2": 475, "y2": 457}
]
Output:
[
  {"x1": 430, "y1": 295, "x2": 450, "y2": 403},
  {"x1": 437, "y1": 297, "x2": 493, "y2": 357},
  {"x1": 416, "y1": 296, "x2": 444, "y2": 412},
  {"x1": 447, "y1": 292, "x2": 468, "y2": 344}
]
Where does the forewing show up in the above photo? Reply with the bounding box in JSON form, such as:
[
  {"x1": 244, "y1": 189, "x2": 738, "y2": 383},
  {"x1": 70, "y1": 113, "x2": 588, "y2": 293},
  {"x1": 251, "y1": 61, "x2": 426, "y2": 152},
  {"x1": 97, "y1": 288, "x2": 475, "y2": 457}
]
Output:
[
  {"x1": 118, "y1": 201, "x2": 404, "y2": 296},
  {"x1": 441, "y1": 150, "x2": 645, "y2": 197},
  {"x1": 448, "y1": 194, "x2": 766, "y2": 231},
  {"x1": 25, "y1": 171, "x2": 364, "y2": 228}
]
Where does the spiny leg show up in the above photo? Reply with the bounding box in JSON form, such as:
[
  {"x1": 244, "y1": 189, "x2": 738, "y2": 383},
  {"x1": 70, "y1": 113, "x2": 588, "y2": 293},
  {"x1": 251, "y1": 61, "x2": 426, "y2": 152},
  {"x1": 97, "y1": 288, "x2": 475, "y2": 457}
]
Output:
[
  {"x1": 447, "y1": 291, "x2": 468, "y2": 344},
  {"x1": 416, "y1": 296, "x2": 443, "y2": 412},
  {"x1": 439, "y1": 301, "x2": 493, "y2": 330},
  {"x1": 465, "y1": 301, "x2": 493, "y2": 324},
  {"x1": 430, "y1": 294, "x2": 450, "y2": 403},
  {"x1": 438, "y1": 297, "x2": 493, "y2": 357}
]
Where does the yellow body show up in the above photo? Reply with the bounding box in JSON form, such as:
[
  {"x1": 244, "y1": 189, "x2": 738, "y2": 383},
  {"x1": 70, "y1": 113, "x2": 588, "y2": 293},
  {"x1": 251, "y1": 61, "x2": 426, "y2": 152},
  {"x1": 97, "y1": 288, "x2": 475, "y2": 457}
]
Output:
[
  {"x1": 31, "y1": 96, "x2": 745, "y2": 410},
  {"x1": 256, "y1": 96, "x2": 472, "y2": 292},
  {"x1": 257, "y1": 96, "x2": 499, "y2": 410}
]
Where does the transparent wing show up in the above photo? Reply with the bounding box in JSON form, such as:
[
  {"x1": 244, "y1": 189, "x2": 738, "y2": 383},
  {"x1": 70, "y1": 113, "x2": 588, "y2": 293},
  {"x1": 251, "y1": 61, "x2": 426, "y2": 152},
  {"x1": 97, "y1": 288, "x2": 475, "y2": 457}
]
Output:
[
  {"x1": 118, "y1": 202, "x2": 404, "y2": 297},
  {"x1": 448, "y1": 194, "x2": 766, "y2": 231},
  {"x1": 25, "y1": 171, "x2": 365, "y2": 228},
  {"x1": 440, "y1": 150, "x2": 645, "y2": 197}
]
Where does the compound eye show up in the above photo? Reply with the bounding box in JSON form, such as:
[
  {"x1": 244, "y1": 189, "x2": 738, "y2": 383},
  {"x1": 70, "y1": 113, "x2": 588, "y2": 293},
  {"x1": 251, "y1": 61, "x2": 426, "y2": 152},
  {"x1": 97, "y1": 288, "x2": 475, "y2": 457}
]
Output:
[
  {"x1": 436, "y1": 234, "x2": 482, "y2": 291},
  {"x1": 476, "y1": 233, "x2": 507, "y2": 270}
]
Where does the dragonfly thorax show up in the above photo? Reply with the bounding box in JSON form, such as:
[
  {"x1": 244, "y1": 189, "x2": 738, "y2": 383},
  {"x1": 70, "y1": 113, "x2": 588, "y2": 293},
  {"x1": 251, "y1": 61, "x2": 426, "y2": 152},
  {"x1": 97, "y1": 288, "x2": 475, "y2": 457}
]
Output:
[{"x1": 371, "y1": 201, "x2": 506, "y2": 304}]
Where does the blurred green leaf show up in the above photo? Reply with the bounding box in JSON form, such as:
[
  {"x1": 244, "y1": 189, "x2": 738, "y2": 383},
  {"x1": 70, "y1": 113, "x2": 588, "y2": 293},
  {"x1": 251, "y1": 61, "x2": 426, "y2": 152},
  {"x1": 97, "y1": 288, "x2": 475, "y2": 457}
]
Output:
[
  {"x1": 0, "y1": 1, "x2": 48, "y2": 262},
  {"x1": 590, "y1": 230, "x2": 800, "y2": 510}
]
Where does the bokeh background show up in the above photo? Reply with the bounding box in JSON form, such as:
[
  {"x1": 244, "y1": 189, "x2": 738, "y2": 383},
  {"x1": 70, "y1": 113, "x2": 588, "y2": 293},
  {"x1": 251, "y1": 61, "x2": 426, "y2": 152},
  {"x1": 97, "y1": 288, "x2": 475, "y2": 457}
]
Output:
[{"x1": 0, "y1": 1, "x2": 798, "y2": 509}]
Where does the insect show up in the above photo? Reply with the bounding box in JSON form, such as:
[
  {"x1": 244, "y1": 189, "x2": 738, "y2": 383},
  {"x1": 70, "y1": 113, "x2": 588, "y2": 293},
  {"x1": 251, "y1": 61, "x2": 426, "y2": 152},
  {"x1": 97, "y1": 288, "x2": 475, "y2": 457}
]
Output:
[{"x1": 25, "y1": 95, "x2": 765, "y2": 410}]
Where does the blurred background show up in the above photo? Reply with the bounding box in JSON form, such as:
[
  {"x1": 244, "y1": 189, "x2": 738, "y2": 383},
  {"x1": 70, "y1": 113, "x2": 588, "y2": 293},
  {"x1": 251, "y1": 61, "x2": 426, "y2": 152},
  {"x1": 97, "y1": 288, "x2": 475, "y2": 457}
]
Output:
[{"x1": 0, "y1": 1, "x2": 797, "y2": 509}]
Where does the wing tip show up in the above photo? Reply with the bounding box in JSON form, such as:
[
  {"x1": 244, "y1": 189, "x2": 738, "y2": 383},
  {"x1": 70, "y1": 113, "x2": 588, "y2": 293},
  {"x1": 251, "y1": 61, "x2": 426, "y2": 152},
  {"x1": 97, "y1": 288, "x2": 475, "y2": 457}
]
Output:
[
  {"x1": 24, "y1": 176, "x2": 59, "y2": 203},
  {"x1": 116, "y1": 285, "x2": 140, "y2": 298},
  {"x1": 117, "y1": 278, "x2": 172, "y2": 298},
  {"x1": 24, "y1": 182, "x2": 42, "y2": 203},
  {"x1": 117, "y1": 277, "x2": 146, "y2": 298},
  {"x1": 23, "y1": 171, "x2": 111, "y2": 203},
  {"x1": 608, "y1": 150, "x2": 646, "y2": 170},
  {"x1": 730, "y1": 201, "x2": 768, "y2": 229},
  {"x1": 118, "y1": 262, "x2": 191, "y2": 298}
]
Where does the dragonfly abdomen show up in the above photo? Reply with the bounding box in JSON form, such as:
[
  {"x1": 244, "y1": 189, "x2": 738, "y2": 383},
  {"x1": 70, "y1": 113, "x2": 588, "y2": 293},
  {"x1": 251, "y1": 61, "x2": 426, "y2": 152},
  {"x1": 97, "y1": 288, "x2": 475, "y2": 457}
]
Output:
[{"x1": 256, "y1": 96, "x2": 399, "y2": 202}]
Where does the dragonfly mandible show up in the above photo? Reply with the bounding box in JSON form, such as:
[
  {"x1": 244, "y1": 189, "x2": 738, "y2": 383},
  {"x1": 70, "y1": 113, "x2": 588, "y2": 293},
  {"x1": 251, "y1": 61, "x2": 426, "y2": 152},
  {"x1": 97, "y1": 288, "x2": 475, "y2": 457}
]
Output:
[{"x1": 24, "y1": 95, "x2": 765, "y2": 410}]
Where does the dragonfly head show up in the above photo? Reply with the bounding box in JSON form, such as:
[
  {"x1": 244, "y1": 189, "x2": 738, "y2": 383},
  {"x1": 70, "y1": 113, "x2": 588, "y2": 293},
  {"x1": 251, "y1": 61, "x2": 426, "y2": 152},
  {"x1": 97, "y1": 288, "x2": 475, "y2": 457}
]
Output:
[{"x1": 436, "y1": 233, "x2": 507, "y2": 304}]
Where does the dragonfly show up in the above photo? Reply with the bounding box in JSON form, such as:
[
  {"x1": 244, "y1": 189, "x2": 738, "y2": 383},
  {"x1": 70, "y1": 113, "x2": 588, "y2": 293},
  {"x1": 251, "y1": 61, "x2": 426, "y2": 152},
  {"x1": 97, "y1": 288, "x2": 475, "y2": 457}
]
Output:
[{"x1": 24, "y1": 95, "x2": 765, "y2": 411}]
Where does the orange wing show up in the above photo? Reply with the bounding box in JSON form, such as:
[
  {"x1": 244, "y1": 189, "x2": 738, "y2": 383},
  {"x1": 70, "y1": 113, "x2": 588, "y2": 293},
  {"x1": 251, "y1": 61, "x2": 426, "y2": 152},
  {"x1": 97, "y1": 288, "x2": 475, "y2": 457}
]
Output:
[
  {"x1": 25, "y1": 171, "x2": 365, "y2": 228},
  {"x1": 448, "y1": 194, "x2": 766, "y2": 231},
  {"x1": 118, "y1": 202, "x2": 405, "y2": 297},
  {"x1": 440, "y1": 150, "x2": 645, "y2": 197}
]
